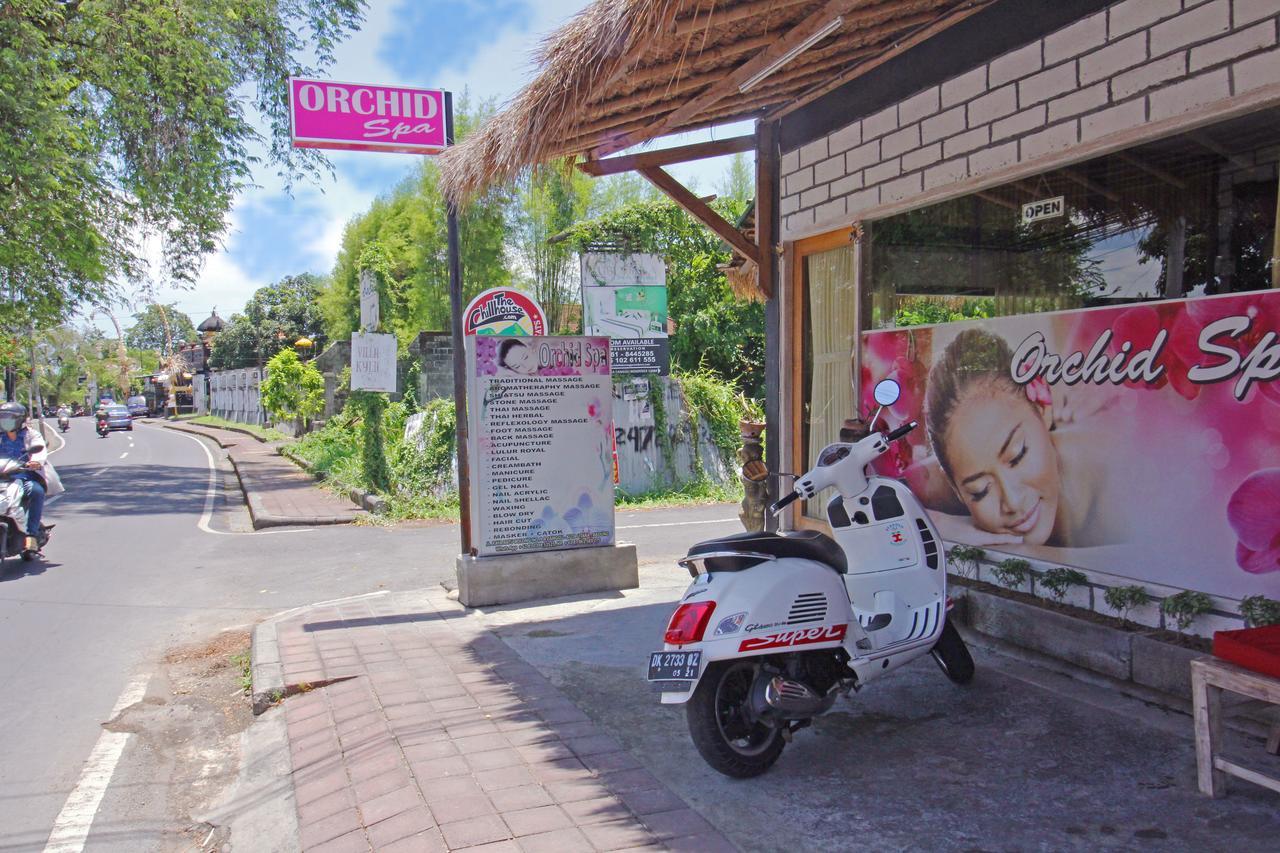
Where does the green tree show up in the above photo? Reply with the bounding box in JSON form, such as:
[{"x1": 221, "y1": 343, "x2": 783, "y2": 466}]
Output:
[
  {"x1": 510, "y1": 164, "x2": 593, "y2": 332},
  {"x1": 0, "y1": 0, "x2": 365, "y2": 327},
  {"x1": 261, "y1": 349, "x2": 323, "y2": 427},
  {"x1": 209, "y1": 273, "x2": 325, "y2": 369},
  {"x1": 716, "y1": 153, "x2": 755, "y2": 208},
  {"x1": 564, "y1": 197, "x2": 766, "y2": 399},
  {"x1": 127, "y1": 305, "x2": 196, "y2": 355},
  {"x1": 321, "y1": 96, "x2": 512, "y2": 347}
]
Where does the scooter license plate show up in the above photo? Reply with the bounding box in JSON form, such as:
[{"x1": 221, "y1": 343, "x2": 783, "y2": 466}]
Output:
[{"x1": 647, "y1": 650, "x2": 701, "y2": 681}]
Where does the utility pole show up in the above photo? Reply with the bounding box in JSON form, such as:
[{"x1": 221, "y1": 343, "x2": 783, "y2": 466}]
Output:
[
  {"x1": 29, "y1": 322, "x2": 42, "y2": 428},
  {"x1": 445, "y1": 92, "x2": 473, "y2": 555}
]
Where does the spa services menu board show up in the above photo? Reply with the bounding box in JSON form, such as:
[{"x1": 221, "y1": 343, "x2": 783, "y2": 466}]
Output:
[{"x1": 465, "y1": 336, "x2": 615, "y2": 556}]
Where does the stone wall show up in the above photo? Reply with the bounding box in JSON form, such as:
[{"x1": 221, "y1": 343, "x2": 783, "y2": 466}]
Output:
[
  {"x1": 780, "y1": 0, "x2": 1280, "y2": 238},
  {"x1": 407, "y1": 331, "x2": 454, "y2": 402}
]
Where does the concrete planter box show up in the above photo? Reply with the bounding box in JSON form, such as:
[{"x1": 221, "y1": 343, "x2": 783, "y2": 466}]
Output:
[
  {"x1": 1131, "y1": 633, "x2": 1206, "y2": 700},
  {"x1": 956, "y1": 583, "x2": 1219, "y2": 703},
  {"x1": 962, "y1": 585, "x2": 1131, "y2": 680}
]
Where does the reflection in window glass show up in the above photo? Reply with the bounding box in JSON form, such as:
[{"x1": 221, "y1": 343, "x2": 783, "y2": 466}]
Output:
[{"x1": 863, "y1": 106, "x2": 1280, "y2": 328}]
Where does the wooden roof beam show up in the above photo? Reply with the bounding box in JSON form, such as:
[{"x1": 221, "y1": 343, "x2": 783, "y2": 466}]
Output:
[
  {"x1": 638, "y1": 165, "x2": 760, "y2": 264},
  {"x1": 578, "y1": 134, "x2": 757, "y2": 177},
  {"x1": 1115, "y1": 152, "x2": 1188, "y2": 190}
]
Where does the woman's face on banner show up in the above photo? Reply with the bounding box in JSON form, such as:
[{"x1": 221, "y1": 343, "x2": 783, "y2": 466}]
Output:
[
  {"x1": 500, "y1": 341, "x2": 537, "y2": 374},
  {"x1": 944, "y1": 384, "x2": 1061, "y2": 545}
]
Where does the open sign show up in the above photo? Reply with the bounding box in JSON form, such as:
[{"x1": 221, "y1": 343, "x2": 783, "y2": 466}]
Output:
[{"x1": 1021, "y1": 196, "x2": 1065, "y2": 225}]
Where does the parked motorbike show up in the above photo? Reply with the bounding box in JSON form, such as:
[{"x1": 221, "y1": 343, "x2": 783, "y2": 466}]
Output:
[
  {"x1": 649, "y1": 378, "x2": 974, "y2": 777},
  {"x1": 96, "y1": 415, "x2": 109, "y2": 437},
  {"x1": 0, "y1": 456, "x2": 50, "y2": 562}
]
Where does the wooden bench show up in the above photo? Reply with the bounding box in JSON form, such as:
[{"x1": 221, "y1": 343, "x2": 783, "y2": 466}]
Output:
[{"x1": 1191, "y1": 657, "x2": 1280, "y2": 797}]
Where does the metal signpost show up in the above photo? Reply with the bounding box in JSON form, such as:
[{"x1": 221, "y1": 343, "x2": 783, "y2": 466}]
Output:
[{"x1": 289, "y1": 80, "x2": 473, "y2": 553}]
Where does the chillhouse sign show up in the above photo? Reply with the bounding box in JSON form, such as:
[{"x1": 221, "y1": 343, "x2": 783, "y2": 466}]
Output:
[{"x1": 288, "y1": 78, "x2": 447, "y2": 154}]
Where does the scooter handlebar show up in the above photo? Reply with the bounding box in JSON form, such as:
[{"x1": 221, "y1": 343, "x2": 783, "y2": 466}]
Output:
[
  {"x1": 768, "y1": 490, "x2": 801, "y2": 515},
  {"x1": 885, "y1": 420, "x2": 918, "y2": 442}
]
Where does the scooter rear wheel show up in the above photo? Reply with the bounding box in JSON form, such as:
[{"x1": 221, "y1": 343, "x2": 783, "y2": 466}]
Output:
[
  {"x1": 686, "y1": 660, "x2": 785, "y2": 778},
  {"x1": 931, "y1": 619, "x2": 975, "y2": 684}
]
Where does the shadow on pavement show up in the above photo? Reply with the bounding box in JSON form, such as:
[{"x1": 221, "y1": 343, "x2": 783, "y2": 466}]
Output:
[
  {"x1": 487, "y1": 598, "x2": 1280, "y2": 853},
  {"x1": 53, "y1": 463, "x2": 212, "y2": 517}
]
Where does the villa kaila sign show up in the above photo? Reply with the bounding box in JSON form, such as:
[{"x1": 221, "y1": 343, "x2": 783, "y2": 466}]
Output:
[{"x1": 288, "y1": 78, "x2": 447, "y2": 154}]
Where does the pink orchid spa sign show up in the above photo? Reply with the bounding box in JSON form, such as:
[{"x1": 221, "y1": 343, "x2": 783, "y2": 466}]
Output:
[
  {"x1": 857, "y1": 290, "x2": 1280, "y2": 600},
  {"x1": 288, "y1": 78, "x2": 447, "y2": 154}
]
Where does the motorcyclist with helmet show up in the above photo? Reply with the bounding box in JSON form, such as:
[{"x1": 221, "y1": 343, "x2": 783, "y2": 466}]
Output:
[{"x1": 0, "y1": 402, "x2": 54, "y2": 555}]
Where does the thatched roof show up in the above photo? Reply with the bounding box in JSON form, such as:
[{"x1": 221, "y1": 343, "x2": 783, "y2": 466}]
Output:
[{"x1": 441, "y1": 0, "x2": 987, "y2": 201}]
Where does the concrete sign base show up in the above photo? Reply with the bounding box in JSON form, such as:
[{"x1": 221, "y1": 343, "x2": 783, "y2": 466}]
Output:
[{"x1": 456, "y1": 544, "x2": 639, "y2": 608}]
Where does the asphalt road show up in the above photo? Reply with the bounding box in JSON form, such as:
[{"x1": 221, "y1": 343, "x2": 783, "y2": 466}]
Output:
[{"x1": 0, "y1": 418, "x2": 741, "y2": 852}]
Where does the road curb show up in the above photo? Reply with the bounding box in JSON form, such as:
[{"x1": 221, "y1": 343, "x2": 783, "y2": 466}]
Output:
[
  {"x1": 250, "y1": 591, "x2": 391, "y2": 715},
  {"x1": 250, "y1": 618, "x2": 284, "y2": 715},
  {"x1": 226, "y1": 454, "x2": 360, "y2": 530},
  {"x1": 279, "y1": 446, "x2": 384, "y2": 514},
  {"x1": 163, "y1": 421, "x2": 238, "y2": 449}
]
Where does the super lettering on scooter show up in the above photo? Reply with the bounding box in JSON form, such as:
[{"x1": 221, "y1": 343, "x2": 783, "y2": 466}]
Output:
[{"x1": 737, "y1": 624, "x2": 847, "y2": 652}]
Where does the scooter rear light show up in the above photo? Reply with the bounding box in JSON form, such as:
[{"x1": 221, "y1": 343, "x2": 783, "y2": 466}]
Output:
[{"x1": 665, "y1": 601, "x2": 716, "y2": 646}]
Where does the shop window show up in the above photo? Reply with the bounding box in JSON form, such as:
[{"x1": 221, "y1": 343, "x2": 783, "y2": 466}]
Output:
[
  {"x1": 863, "y1": 107, "x2": 1280, "y2": 328},
  {"x1": 797, "y1": 107, "x2": 1279, "y2": 520}
]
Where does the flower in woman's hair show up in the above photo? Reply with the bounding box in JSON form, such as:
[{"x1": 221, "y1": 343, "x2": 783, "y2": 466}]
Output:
[
  {"x1": 1227, "y1": 468, "x2": 1280, "y2": 574},
  {"x1": 1023, "y1": 376, "x2": 1053, "y2": 409}
]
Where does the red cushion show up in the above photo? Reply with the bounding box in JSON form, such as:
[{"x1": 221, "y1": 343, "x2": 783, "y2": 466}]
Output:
[{"x1": 1213, "y1": 625, "x2": 1280, "y2": 679}]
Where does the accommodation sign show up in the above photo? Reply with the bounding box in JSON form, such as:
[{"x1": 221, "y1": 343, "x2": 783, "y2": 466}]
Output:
[
  {"x1": 466, "y1": 336, "x2": 614, "y2": 556},
  {"x1": 581, "y1": 253, "x2": 670, "y2": 375}
]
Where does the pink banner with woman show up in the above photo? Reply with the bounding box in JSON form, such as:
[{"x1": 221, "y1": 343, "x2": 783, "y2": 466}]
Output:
[{"x1": 862, "y1": 290, "x2": 1280, "y2": 600}]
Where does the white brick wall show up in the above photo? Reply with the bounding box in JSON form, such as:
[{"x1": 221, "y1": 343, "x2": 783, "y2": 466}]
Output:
[{"x1": 781, "y1": 0, "x2": 1280, "y2": 238}]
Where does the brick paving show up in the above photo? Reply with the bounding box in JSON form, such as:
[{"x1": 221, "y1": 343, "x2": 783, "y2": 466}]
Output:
[
  {"x1": 165, "y1": 421, "x2": 363, "y2": 527},
  {"x1": 267, "y1": 590, "x2": 733, "y2": 852}
]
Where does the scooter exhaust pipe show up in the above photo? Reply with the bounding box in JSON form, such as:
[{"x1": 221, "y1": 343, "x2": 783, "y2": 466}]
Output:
[{"x1": 751, "y1": 674, "x2": 834, "y2": 719}]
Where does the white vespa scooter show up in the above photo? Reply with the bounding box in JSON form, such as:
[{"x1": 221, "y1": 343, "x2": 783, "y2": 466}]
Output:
[{"x1": 648, "y1": 379, "x2": 973, "y2": 777}]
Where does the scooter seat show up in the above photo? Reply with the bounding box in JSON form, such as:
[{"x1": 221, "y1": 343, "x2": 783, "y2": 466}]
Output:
[{"x1": 686, "y1": 530, "x2": 847, "y2": 574}]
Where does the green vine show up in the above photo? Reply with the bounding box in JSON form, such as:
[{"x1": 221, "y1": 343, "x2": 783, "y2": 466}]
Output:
[
  {"x1": 353, "y1": 391, "x2": 390, "y2": 492},
  {"x1": 676, "y1": 367, "x2": 746, "y2": 464},
  {"x1": 646, "y1": 377, "x2": 675, "y2": 481}
]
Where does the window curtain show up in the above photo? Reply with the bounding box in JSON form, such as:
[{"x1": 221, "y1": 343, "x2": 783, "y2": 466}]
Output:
[{"x1": 805, "y1": 244, "x2": 858, "y2": 516}]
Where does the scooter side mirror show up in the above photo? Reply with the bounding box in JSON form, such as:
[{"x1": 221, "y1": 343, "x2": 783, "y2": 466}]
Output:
[{"x1": 872, "y1": 378, "x2": 901, "y2": 407}]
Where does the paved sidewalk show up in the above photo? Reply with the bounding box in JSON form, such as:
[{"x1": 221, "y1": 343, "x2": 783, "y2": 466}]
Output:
[
  {"x1": 255, "y1": 589, "x2": 732, "y2": 852},
  {"x1": 165, "y1": 421, "x2": 364, "y2": 528}
]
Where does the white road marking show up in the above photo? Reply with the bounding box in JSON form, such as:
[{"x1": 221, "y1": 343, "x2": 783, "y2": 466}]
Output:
[
  {"x1": 42, "y1": 424, "x2": 67, "y2": 456},
  {"x1": 43, "y1": 674, "x2": 150, "y2": 853},
  {"x1": 159, "y1": 425, "x2": 316, "y2": 537},
  {"x1": 617, "y1": 517, "x2": 737, "y2": 530},
  {"x1": 118, "y1": 452, "x2": 128, "y2": 459},
  {"x1": 90, "y1": 468, "x2": 107, "y2": 478}
]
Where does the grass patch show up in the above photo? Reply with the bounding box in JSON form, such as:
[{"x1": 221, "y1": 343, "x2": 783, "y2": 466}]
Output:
[
  {"x1": 231, "y1": 651, "x2": 252, "y2": 695},
  {"x1": 191, "y1": 415, "x2": 289, "y2": 443},
  {"x1": 616, "y1": 479, "x2": 743, "y2": 509}
]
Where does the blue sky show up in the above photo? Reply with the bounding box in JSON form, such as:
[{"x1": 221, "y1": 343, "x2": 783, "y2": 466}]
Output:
[{"x1": 151, "y1": 0, "x2": 750, "y2": 328}]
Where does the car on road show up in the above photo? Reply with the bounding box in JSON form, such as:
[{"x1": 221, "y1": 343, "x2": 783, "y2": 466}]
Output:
[
  {"x1": 102, "y1": 404, "x2": 132, "y2": 431},
  {"x1": 126, "y1": 395, "x2": 149, "y2": 419}
]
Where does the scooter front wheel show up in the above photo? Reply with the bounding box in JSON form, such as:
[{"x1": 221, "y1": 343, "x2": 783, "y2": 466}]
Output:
[
  {"x1": 686, "y1": 660, "x2": 784, "y2": 778},
  {"x1": 931, "y1": 620, "x2": 975, "y2": 684}
]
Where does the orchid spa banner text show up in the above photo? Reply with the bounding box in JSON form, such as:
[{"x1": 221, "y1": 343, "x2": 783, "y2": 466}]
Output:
[
  {"x1": 466, "y1": 336, "x2": 615, "y2": 557},
  {"x1": 288, "y1": 78, "x2": 447, "y2": 154},
  {"x1": 862, "y1": 290, "x2": 1280, "y2": 600}
]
